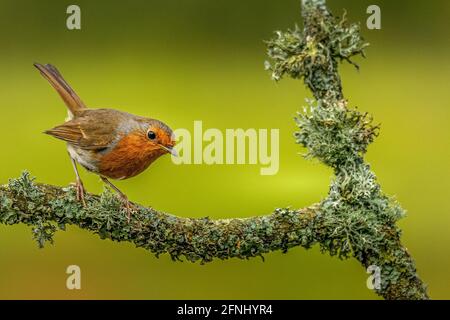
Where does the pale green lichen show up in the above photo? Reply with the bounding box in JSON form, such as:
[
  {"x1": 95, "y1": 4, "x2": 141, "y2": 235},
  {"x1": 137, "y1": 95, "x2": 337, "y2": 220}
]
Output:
[
  {"x1": 294, "y1": 99, "x2": 379, "y2": 168},
  {"x1": 266, "y1": 0, "x2": 367, "y2": 100}
]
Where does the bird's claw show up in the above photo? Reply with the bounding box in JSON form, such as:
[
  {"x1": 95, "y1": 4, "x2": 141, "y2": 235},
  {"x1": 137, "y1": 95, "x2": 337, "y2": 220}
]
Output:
[
  {"x1": 70, "y1": 180, "x2": 86, "y2": 206},
  {"x1": 117, "y1": 196, "x2": 137, "y2": 223}
]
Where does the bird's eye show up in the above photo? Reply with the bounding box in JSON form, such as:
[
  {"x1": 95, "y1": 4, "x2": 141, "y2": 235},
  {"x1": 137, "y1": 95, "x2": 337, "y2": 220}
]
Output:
[{"x1": 147, "y1": 130, "x2": 156, "y2": 140}]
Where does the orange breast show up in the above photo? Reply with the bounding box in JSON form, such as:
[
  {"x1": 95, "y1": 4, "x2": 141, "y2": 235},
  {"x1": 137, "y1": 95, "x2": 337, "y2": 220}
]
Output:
[{"x1": 98, "y1": 133, "x2": 165, "y2": 180}]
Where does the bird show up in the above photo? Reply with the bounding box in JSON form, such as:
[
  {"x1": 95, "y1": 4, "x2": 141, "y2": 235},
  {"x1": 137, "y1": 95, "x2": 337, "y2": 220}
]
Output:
[{"x1": 34, "y1": 63, "x2": 176, "y2": 219}]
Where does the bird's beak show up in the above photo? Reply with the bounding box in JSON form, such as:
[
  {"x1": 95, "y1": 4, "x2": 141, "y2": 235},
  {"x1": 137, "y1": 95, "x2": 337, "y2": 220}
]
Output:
[{"x1": 159, "y1": 144, "x2": 178, "y2": 157}]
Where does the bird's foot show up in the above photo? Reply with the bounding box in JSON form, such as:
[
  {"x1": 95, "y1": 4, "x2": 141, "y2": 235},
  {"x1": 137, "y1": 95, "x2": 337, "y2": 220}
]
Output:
[
  {"x1": 70, "y1": 179, "x2": 86, "y2": 206},
  {"x1": 117, "y1": 195, "x2": 137, "y2": 223}
]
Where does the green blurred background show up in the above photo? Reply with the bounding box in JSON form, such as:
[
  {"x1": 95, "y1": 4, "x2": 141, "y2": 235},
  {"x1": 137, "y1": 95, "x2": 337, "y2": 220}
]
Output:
[{"x1": 0, "y1": 0, "x2": 449, "y2": 299}]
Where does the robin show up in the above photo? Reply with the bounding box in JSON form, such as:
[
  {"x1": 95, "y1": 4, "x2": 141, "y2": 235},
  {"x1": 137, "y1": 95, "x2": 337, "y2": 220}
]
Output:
[{"x1": 34, "y1": 63, "x2": 176, "y2": 219}]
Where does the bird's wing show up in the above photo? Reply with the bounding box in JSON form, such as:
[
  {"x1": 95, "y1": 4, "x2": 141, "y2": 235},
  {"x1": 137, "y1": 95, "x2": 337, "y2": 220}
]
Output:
[{"x1": 45, "y1": 109, "x2": 125, "y2": 150}]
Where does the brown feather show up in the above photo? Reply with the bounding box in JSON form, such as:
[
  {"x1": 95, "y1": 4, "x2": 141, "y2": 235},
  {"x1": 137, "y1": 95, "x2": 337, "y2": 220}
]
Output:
[
  {"x1": 44, "y1": 109, "x2": 131, "y2": 150},
  {"x1": 34, "y1": 63, "x2": 86, "y2": 116}
]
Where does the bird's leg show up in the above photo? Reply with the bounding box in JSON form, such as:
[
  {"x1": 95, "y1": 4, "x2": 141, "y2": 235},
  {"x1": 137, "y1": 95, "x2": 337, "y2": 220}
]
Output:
[
  {"x1": 69, "y1": 156, "x2": 86, "y2": 206},
  {"x1": 100, "y1": 176, "x2": 135, "y2": 221}
]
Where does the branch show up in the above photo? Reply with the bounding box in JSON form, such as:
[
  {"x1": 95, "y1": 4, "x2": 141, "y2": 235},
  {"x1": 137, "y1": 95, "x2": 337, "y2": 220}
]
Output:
[
  {"x1": 264, "y1": 0, "x2": 428, "y2": 299},
  {"x1": 0, "y1": 174, "x2": 320, "y2": 261},
  {"x1": 0, "y1": 0, "x2": 429, "y2": 300}
]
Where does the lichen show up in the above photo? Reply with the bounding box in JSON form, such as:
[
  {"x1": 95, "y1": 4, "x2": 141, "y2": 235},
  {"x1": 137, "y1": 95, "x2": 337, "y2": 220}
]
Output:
[{"x1": 266, "y1": 1, "x2": 368, "y2": 100}]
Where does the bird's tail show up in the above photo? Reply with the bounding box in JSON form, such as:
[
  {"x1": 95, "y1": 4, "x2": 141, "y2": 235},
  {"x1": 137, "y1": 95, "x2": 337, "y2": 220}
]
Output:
[{"x1": 34, "y1": 63, "x2": 86, "y2": 116}]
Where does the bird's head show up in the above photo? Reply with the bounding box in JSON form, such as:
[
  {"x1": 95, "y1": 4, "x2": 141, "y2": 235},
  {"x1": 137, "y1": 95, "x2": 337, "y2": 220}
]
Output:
[{"x1": 141, "y1": 119, "x2": 177, "y2": 157}]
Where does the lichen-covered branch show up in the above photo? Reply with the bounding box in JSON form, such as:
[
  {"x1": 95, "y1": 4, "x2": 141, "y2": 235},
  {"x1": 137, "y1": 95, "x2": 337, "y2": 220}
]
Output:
[
  {"x1": 0, "y1": 173, "x2": 321, "y2": 261},
  {"x1": 0, "y1": 0, "x2": 428, "y2": 299},
  {"x1": 265, "y1": 0, "x2": 428, "y2": 299}
]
